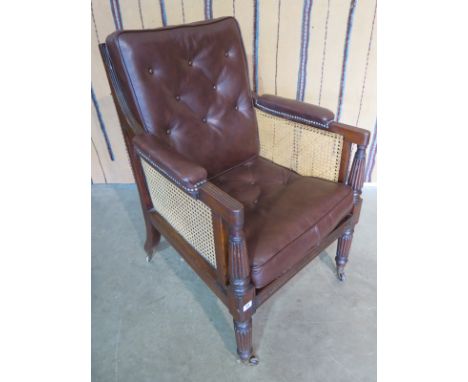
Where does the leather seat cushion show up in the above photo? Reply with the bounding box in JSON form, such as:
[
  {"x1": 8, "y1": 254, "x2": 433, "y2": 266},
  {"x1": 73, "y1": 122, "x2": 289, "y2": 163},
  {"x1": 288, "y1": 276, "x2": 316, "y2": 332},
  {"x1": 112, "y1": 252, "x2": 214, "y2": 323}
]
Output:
[{"x1": 211, "y1": 157, "x2": 354, "y2": 288}]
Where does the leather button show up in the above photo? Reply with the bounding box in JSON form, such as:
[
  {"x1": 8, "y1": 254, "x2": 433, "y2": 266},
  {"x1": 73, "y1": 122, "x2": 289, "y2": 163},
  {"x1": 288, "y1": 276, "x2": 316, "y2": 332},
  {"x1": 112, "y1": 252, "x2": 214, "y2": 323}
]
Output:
[
  {"x1": 188, "y1": 60, "x2": 193, "y2": 66},
  {"x1": 202, "y1": 117, "x2": 207, "y2": 123},
  {"x1": 175, "y1": 95, "x2": 181, "y2": 101},
  {"x1": 234, "y1": 105, "x2": 239, "y2": 110},
  {"x1": 148, "y1": 68, "x2": 153, "y2": 74},
  {"x1": 224, "y1": 51, "x2": 229, "y2": 57},
  {"x1": 166, "y1": 129, "x2": 171, "y2": 135},
  {"x1": 250, "y1": 181, "x2": 256, "y2": 185},
  {"x1": 212, "y1": 85, "x2": 217, "y2": 90}
]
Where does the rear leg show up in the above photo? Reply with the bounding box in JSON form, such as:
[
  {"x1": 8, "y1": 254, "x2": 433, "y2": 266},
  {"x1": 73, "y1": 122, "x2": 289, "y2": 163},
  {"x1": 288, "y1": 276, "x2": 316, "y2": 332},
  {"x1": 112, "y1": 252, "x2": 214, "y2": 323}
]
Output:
[{"x1": 144, "y1": 216, "x2": 160, "y2": 262}]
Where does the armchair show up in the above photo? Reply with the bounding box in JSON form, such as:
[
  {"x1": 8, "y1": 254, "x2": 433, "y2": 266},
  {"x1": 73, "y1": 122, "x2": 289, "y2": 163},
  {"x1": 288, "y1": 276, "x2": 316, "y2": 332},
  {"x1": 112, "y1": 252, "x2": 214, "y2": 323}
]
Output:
[{"x1": 99, "y1": 17, "x2": 369, "y2": 365}]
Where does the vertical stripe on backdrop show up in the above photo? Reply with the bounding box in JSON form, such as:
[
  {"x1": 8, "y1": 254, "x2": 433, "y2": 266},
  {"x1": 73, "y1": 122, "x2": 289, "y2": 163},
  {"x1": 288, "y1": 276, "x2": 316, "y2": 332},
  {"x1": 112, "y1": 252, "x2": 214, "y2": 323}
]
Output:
[
  {"x1": 159, "y1": 0, "x2": 167, "y2": 26},
  {"x1": 181, "y1": 0, "x2": 186, "y2": 23},
  {"x1": 91, "y1": 2, "x2": 101, "y2": 42},
  {"x1": 336, "y1": 0, "x2": 357, "y2": 121},
  {"x1": 318, "y1": 0, "x2": 331, "y2": 105},
  {"x1": 296, "y1": 0, "x2": 313, "y2": 101},
  {"x1": 110, "y1": 0, "x2": 123, "y2": 30},
  {"x1": 253, "y1": 0, "x2": 260, "y2": 93},
  {"x1": 138, "y1": 0, "x2": 145, "y2": 28},
  {"x1": 92, "y1": 87, "x2": 115, "y2": 161},
  {"x1": 274, "y1": 0, "x2": 282, "y2": 95},
  {"x1": 232, "y1": 0, "x2": 236, "y2": 17},
  {"x1": 365, "y1": 121, "x2": 377, "y2": 181},
  {"x1": 356, "y1": 1, "x2": 376, "y2": 125},
  {"x1": 205, "y1": 0, "x2": 213, "y2": 20},
  {"x1": 92, "y1": 138, "x2": 108, "y2": 183}
]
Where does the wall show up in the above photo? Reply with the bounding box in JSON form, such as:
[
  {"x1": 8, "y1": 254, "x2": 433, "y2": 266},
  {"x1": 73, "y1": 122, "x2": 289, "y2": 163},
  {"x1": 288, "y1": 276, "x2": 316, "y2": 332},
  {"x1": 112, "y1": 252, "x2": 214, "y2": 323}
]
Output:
[{"x1": 91, "y1": 0, "x2": 377, "y2": 183}]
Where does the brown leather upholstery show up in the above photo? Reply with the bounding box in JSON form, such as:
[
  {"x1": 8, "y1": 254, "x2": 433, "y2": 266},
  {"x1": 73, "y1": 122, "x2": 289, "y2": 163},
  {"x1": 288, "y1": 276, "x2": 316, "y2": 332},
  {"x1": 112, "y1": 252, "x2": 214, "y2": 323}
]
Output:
[
  {"x1": 102, "y1": 16, "x2": 369, "y2": 363},
  {"x1": 254, "y1": 94, "x2": 335, "y2": 128},
  {"x1": 134, "y1": 134, "x2": 207, "y2": 191},
  {"x1": 106, "y1": 17, "x2": 259, "y2": 177},
  {"x1": 211, "y1": 157, "x2": 354, "y2": 288}
]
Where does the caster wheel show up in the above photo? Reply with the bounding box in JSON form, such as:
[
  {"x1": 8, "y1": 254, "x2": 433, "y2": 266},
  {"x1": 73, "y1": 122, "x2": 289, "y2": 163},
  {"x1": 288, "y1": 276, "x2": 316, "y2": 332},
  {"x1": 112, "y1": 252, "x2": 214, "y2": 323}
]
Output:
[
  {"x1": 146, "y1": 254, "x2": 153, "y2": 263},
  {"x1": 242, "y1": 354, "x2": 259, "y2": 366},
  {"x1": 337, "y1": 271, "x2": 346, "y2": 282}
]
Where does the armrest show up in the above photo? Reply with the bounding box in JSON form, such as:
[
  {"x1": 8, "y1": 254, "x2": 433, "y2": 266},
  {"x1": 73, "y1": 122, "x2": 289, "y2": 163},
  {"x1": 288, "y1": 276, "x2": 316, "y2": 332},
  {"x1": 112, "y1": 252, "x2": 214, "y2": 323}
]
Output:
[
  {"x1": 254, "y1": 93, "x2": 370, "y2": 146},
  {"x1": 254, "y1": 93, "x2": 335, "y2": 128},
  {"x1": 133, "y1": 133, "x2": 243, "y2": 225},
  {"x1": 198, "y1": 182, "x2": 244, "y2": 226},
  {"x1": 133, "y1": 134, "x2": 207, "y2": 192},
  {"x1": 329, "y1": 121, "x2": 370, "y2": 147}
]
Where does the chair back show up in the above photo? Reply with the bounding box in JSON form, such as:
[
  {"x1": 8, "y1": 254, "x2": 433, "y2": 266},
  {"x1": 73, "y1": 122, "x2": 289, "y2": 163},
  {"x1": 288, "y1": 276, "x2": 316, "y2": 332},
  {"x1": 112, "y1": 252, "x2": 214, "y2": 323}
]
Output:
[{"x1": 105, "y1": 17, "x2": 259, "y2": 177}]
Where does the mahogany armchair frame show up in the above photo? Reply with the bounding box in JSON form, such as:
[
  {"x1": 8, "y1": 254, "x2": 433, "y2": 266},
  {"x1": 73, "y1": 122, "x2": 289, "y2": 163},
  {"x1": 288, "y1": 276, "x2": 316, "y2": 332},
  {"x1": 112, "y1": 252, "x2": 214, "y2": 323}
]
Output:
[{"x1": 99, "y1": 42, "x2": 370, "y2": 365}]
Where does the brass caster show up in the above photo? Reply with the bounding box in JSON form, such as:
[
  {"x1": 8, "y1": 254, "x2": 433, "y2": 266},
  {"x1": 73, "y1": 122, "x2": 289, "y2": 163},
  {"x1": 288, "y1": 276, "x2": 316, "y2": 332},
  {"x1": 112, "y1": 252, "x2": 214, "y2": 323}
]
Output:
[
  {"x1": 145, "y1": 245, "x2": 157, "y2": 263},
  {"x1": 241, "y1": 354, "x2": 259, "y2": 366},
  {"x1": 337, "y1": 270, "x2": 346, "y2": 282},
  {"x1": 144, "y1": 238, "x2": 159, "y2": 262}
]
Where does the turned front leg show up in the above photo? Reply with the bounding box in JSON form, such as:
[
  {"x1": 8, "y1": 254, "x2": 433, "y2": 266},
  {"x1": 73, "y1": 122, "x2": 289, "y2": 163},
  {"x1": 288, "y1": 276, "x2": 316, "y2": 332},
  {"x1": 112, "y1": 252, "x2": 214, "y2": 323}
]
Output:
[
  {"x1": 336, "y1": 144, "x2": 367, "y2": 280},
  {"x1": 228, "y1": 224, "x2": 258, "y2": 365},
  {"x1": 335, "y1": 228, "x2": 354, "y2": 281},
  {"x1": 233, "y1": 318, "x2": 254, "y2": 362}
]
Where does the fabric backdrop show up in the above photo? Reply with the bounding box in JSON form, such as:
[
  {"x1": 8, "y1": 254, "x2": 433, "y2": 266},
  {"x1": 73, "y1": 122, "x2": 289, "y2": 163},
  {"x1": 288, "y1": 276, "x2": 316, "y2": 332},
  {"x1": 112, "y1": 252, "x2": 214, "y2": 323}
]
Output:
[{"x1": 91, "y1": 0, "x2": 377, "y2": 183}]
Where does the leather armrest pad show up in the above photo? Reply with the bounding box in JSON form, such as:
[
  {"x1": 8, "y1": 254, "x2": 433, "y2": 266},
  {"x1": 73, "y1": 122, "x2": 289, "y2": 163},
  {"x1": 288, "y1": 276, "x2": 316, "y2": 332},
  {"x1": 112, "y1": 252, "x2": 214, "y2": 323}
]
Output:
[
  {"x1": 254, "y1": 94, "x2": 335, "y2": 128},
  {"x1": 133, "y1": 134, "x2": 208, "y2": 191}
]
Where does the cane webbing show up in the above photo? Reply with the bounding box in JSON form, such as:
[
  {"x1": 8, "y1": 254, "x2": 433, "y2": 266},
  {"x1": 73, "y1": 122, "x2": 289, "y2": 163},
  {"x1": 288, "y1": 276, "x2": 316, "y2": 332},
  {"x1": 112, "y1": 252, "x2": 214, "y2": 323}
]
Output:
[
  {"x1": 255, "y1": 109, "x2": 343, "y2": 182},
  {"x1": 140, "y1": 158, "x2": 217, "y2": 268}
]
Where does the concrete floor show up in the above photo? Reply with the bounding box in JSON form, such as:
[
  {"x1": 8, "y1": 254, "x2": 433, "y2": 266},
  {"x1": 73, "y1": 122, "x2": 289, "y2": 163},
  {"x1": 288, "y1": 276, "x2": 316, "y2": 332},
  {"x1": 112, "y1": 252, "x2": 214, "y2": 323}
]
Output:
[{"x1": 92, "y1": 185, "x2": 376, "y2": 382}]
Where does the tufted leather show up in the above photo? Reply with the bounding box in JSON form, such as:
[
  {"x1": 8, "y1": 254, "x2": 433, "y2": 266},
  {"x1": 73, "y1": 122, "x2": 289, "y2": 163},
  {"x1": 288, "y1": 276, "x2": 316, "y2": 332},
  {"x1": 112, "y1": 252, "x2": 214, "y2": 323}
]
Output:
[
  {"x1": 254, "y1": 94, "x2": 335, "y2": 128},
  {"x1": 211, "y1": 157, "x2": 354, "y2": 288},
  {"x1": 133, "y1": 133, "x2": 207, "y2": 191},
  {"x1": 106, "y1": 17, "x2": 259, "y2": 177}
]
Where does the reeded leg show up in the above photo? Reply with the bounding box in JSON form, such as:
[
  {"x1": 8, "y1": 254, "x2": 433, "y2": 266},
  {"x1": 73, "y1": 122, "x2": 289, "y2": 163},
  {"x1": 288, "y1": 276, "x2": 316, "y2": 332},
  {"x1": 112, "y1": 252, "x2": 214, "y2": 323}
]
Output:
[
  {"x1": 335, "y1": 228, "x2": 354, "y2": 281},
  {"x1": 228, "y1": 223, "x2": 258, "y2": 365},
  {"x1": 144, "y1": 217, "x2": 161, "y2": 262},
  {"x1": 234, "y1": 318, "x2": 258, "y2": 365}
]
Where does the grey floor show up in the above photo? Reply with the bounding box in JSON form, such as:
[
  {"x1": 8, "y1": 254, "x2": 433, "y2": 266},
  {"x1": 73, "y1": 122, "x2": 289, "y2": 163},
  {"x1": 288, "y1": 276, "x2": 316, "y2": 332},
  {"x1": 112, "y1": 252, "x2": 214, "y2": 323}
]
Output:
[{"x1": 92, "y1": 185, "x2": 376, "y2": 382}]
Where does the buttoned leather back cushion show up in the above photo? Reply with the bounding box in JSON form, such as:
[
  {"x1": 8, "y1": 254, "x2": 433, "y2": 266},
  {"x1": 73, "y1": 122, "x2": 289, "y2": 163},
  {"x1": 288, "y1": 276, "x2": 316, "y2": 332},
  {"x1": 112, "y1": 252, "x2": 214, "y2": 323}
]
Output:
[{"x1": 106, "y1": 17, "x2": 259, "y2": 177}]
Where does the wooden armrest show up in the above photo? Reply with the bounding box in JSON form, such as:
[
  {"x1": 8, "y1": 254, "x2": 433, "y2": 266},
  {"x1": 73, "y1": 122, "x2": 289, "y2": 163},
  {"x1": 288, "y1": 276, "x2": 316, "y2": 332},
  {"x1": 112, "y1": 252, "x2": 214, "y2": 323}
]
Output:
[
  {"x1": 328, "y1": 122, "x2": 370, "y2": 147},
  {"x1": 199, "y1": 181, "x2": 248, "y2": 293},
  {"x1": 199, "y1": 182, "x2": 244, "y2": 227}
]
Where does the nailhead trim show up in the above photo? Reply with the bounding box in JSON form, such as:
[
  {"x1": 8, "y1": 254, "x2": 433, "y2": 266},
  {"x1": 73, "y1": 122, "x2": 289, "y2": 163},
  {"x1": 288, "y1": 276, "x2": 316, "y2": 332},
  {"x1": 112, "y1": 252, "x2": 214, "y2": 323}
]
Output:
[
  {"x1": 136, "y1": 148, "x2": 206, "y2": 193},
  {"x1": 254, "y1": 101, "x2": 331, "y2": 129}
]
